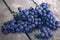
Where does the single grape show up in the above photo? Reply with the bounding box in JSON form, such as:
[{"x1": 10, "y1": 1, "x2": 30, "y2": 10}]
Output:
[
  {"x1": 34, "y1": 34, "x2": 40, "y2": 38},
  {"x1": 35, "y1": 6, "x2": 39, "y2": 11},
  {"x1": 29, "y1": 7, "x2": 34, "y2": 11},
  {"x1": 45, "y1": 33, "x2": 50, "y2": 39},
  {"x1": 40, "y1": 32, "x2": 45, "y2": 39},
  {"x1": 18, "y1": 7, "x2": 22, "y2": 12},
  {"x1": 2, "y1": 29, "x2": 9, "y2": 34},
  {"x1": 39, "y1": 7, "x2": 43, "y2": 11},
  {"x1": 19, "y1": 25, "x2": 24, "y2": 32},
  {"x1": 15, "y1": 27, "x2": 21, "y2": 32},
  {"x1": 24, "y1": 28, "x2": 30, "y2": 33},
  {"x1": 40, "y1": 2, "x2": 49, "y2": 9},
  {"x1": 10, "y1": 26, "x2": 15, "y2": 33},
  {"x1": 48, "y1": 32, "x2": 53, "y2": 37}
]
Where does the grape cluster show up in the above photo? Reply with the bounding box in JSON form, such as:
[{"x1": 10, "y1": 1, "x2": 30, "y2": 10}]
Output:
[{"x1": 1, "y1": 2, "x2": 59, "y2": 39}]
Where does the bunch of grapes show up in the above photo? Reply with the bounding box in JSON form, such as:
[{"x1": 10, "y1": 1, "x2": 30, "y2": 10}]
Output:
[{"x1": 1, "y1": 2, "x2": 59, "y2": 39}]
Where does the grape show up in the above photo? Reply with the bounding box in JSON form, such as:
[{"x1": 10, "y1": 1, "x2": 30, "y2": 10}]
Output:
[
  {"x1": 40, "y1": 27, "x2": 48, "y2": 33},
  {"x1": 28, "y1": 28, "x2": 33, "y2": 33},
  {"x1": 45, "y1": 33, "x2": 50, "y2": 39},
  {"x1": 2, "y1": 29, "x2": 9, "y2": 34},
  {"x1": 39, "y1": 7, "x2": 43, "y2": 11},
  {"x1": 24, "y1": 27, "x2": 33, "y2": 33},
  {"x1": 55, "y1": 21, "x2": 59, "y2": 28},
  {"x1": 23, "y1": 24, "x2": 27, "y2": 27},
  {"x1": 31, "y1": 24, "x2": 36, "y2": 28},
  {"x1": 35, "y1": 6, "x2": 39, "y2": 11},
  {"x1": 34, "y1": 10, "x2": 38, "y2": 15},
  {"x1": 1, "y1": 2, "x2": 59, "y2": 40},
  {"x1": 1, "y1": 25, "x2": 8, "y2": 34},
  {"x1": 29, "y1": 7, "x2": 34, "y2": 12},
  {"x1": 25, "y1": 11, "x2": 29, "y2": 16},
  {"x1": 38, "y1": 9, "x2": 42, "y2": 16},
  {"x1": 19, "y1": 25, "x2": 24, "y2": 32},
  {"x1": 15, "y1": 27, "x2": 21, "y2": 32},
  {"x1": 46, "y1": 27, "x2": 50, "y2": 32},
  {"x1": 28, "y1": 18, "x2": 32, "y2": 22},
  {"x1": 24, "y1": 28, "x2": 30, "y2": 33},
  {"x1": 40, "y1": 2, "x2": 49, "y2": 9},
  {"x1": 2, "y1": 25, "x2": 6, "y2": 30},
  {"x1": 18, "y1": 7, "x2": 22, "y2": 12},
  {"x1": 52, "y1": 26, "x2": 57, "y2": 30},
  {"x1": 10, "y1": 23, "x2": 15, "y2": 26},
  {"x1": 40, "y1": 32, "x2": 45, "y2": 39},
  {"x1": 35, "y1": 34, "x2": 40, "y2": 38},
  {"x1": 48, "y1": 32, "x2": 53, "y2": 37}
]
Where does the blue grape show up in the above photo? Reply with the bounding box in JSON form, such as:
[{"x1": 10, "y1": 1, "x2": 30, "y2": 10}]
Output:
[
  {"x1": 10, "y1": 26, "x2": 15, "y2": 33},
  {"x1": 34, "y1": 18, "x2": 39, "y2": 22},
  {"x1": 39, "y1": 7, "x2": 43, "y2": 11},
  {"x1": 22, "y1": 10, "x2": 26, "y2": 14},
  {"x1": 45, "y1": 33, "x2": 50, "y2": 39},
  {"x1": 25, "y1": 11, "x2": 29, "y2": 16},
  {"x1": 40, "y1": 27, "x2": 48, "y2": 33},
  {"x1": 55, "y1": 21, "x2": 59, "y2": 28},
  {"x1": 20, "y1": 22, "x2": 25, "y2": 25},
  {"x1": 52, "y1": 26, "x2": 57, "y2": 30},
  {"x1": 24, "y1": 28, "x2": 30, "y2": 33},
  {"x1": 28, "y1": 26, "x2": 33, "y2": 29},
  {"x1": 34, "y1": 10, "x2": 38, "y2": 15},
  {"x1": 10, "y1": 22, "x2": 15, "y2": 26},
  {"x1": 29, "y1": 7, "x2": 34, "y2": 12},
  {"x1": 14, "y1": 15, "x2": 20, "y2": 21},
  {"x1": 15, "y1": 27, "x2": 21, "y2": 32},
  {"x1": 18, "y1": 7, "x2": 22, "y2": 12},
  {"x1": 55, "y1": 21, "x2": 59, "y2": 25},
  {"x1": 2, "y1": 29, "x2": 9, "y2": 34},
  {"x1": 28, "y1": 18, "x2": 32, "y2": 22},
  {"x1": 31, "y1": 24, "x2": 36, "y2": 28},
  {"x1": 35, "y1": 6, "x2": 39, "y2": 11},
  {"x1": 23, "y1": 24, "x2": 27, "y2": 27},
  {"x1": 48, "y1": 32, "x2": 53, "y2": 37},
  {"x1": 34, "y1": 21, "x2": 39, "y2": 26},
  {"x1": 19, "y1": 25, "x2": 24, "y2": 32},
  {"x1": 2, "y1": 23, "x2": 11, "y2": 33},
  {"x1": 35, "y1": 34, "x2": 40, "y2": 38},
  {"x1": 28, "y1": 28, "x2": 33, "y2": 33},
  {"x1": 38, "y1": 9, "x2": 42, "y2": 16},
  {"x1": 2, "y1": 25, "x2": 6, "y2": 30},
  {"x1": 17, "y1": 20, "x2": 22, "y2": 23},
  {"x1": 46, "y1": 27, "x2": 50, "y2": 32},
  {"x1": 40, "y1": 2, "x2": 49, "y2": 9},
  {"x1": 40, "y1": 32, "x2": 45, "y2": 39}
]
